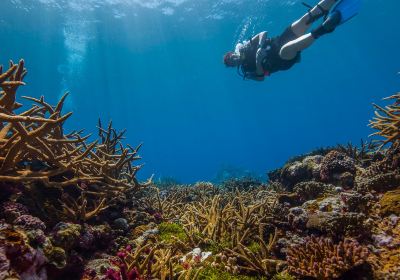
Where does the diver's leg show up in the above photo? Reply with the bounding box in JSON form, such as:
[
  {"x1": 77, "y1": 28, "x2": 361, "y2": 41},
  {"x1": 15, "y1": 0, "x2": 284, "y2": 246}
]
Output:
[
  {"x1": 279, "y1": 34, "x2": 315, "y2": 60},
  {"x1": 290, "y1": 0, "x2": 338, "y2": 36},
  {"x1": 281, "y1": 5, "x2": 344, "y2": 60}
]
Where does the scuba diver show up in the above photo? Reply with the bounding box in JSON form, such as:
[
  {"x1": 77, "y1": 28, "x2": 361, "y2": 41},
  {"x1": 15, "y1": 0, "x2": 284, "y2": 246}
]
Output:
[{"x1": 223, "y1": 0, "x2": 361, "y2": 81}]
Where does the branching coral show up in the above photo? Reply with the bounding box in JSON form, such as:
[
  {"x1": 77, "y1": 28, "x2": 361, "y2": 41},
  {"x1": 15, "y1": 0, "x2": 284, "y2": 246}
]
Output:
[
  {"x1": 287, "y1": 236, "x2": 369, "y2": 279},
  {"x1": 225, "y1": 228, "x2": 283, "y2": 277},
  {"x1": 0, "y1": 60, "x2": 150, "y2": 194},
  {"x1": 179, "y1": 191, "x2": 277, "y2": 250},
  {"x1": 59, "y1": 192, "x2": 109, "y2": 223},
  {"x1": 181, "y1": 195, "x2": 235, "y2": 246},
  {"x1": 369, "y1": 93, "x2": 400, "y2": 148},
  {"x1": 0, "y1": 60, "x2": 153, "y2": 226},
  {"x1": 107, "y1": 243, "x2": 194, "y2": 280},
  {"x1": 336, "y1": 140, "x2": 379, "y2": 166}
]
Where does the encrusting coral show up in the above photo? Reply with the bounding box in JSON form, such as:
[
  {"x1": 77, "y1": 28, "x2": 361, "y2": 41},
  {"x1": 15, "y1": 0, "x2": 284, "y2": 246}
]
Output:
[
  {"x1": 379, "y1": 189, "x2": 400, "y2": 216},
  {"x1": 369, "y1": 215, "x2": 400, "y2": 279}
]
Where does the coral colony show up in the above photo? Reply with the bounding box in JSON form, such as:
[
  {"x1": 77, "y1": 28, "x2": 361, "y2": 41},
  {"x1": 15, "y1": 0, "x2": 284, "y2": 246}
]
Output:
[{"x1": 1, "y1": 59, "x2": 400, "y2": 279}]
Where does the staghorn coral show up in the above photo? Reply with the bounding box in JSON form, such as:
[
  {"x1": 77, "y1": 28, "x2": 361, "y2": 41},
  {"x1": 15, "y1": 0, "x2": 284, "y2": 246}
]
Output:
[
  {"x1": 0, "y1": 59, "x2": 151, "y2": 199},
  {"x1": 224, "y1": 228, "x2": 284, "y2": 277},
  {"x1": 287, "y1": 236, "x2": 369, "y2": 279},
  {"x1": 179, "y1": 190, "x2": 278, "y2": 251},
  {"x1": 181, "y1": 194, "x2": 236, "y2": 247},
  {"x1": 336, "y1": 140, "x2": 379, "y2": 167},
  {"x1": 369, "y1": 93, "x2": 400, "y2": 149},
  {"x1": 59, "y1": 192, "x2": 109, "y2": 223}
]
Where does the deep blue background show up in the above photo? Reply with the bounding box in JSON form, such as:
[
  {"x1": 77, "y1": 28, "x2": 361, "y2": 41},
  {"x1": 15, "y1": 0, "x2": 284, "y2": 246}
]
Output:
[{"x1": 1, "y1": 0, "x2": 399, "y2": 182}]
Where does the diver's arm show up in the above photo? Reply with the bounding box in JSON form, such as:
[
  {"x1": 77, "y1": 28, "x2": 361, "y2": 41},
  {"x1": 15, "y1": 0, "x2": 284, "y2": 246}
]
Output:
[
  {"x1": 255, "y1": 48, "x2": 267, "y2": 76},
  {"x1": 251, "y1": 31, "x2": 268, "y2": 47},
  {"x1": 253, "y1": 32, "x2": 268, "y2": 76},
  {"x1": 246, "y1": 72, "x2": 265, "y2": 82},
  {"x1": 258, "y1": 31, "x2": 268, "y2": 48}
]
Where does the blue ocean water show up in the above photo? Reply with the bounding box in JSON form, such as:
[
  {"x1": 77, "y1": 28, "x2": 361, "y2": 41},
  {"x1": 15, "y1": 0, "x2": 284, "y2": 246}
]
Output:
[{"x1": 1, "y1": 0, "x2": 399, "y2": 183}]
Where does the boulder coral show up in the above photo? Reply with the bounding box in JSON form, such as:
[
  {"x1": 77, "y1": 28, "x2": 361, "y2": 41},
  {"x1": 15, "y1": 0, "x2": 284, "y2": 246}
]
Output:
[{"x1": 320, "y1": 151, "x2": 356, "y2": 185}]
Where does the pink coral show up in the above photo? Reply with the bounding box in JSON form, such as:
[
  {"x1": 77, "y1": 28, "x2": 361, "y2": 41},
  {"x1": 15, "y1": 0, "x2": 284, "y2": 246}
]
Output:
[
  {"x1": 0, "y1": 228, "x2": 47, "y2": 279},
  {"x1": 14, "y1": 215, "x2": 46, "y2": 231},
  {"x1": 287, "y1": 236, "x2": 369, "y2": 279},
  {"x1": 106, "y1": 268, "x2": 122, "y2": 280},
  {"x1": 1, "y1": 202, "x2": 29, "y2": 223}
]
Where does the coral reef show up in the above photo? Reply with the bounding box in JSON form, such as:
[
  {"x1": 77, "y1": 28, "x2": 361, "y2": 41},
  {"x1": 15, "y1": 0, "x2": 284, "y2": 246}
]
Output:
[{"x1": 1, "y1": 59, "x2": 399, "y2": 280}]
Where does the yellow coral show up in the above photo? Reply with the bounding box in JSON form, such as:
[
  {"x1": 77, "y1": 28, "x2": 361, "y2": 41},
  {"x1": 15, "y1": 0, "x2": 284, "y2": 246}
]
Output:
[
  {"x1": 379, "y1": 189, "x2": 400, "y2": 216},
  {"x1": 370, "y1": 216, "x2": 400, "y2": 279},
  {"x1": 369, "y1": 93, "x2": 400, "y2": 148}
]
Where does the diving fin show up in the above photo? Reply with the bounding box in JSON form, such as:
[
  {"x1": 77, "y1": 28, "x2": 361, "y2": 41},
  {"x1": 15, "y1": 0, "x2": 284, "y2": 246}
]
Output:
[
  {"x1": 331, "y1": 0, "x2": 362, "y2": 25},
  {"x1": 311, "y1": 0, "x2": 362, "y2": 39}
]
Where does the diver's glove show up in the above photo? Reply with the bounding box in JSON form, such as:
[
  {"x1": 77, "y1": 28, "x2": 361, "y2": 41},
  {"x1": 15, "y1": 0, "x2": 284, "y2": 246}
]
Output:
[{"x1": 256, "y1": 47, "x2": 267, "y2": 66}]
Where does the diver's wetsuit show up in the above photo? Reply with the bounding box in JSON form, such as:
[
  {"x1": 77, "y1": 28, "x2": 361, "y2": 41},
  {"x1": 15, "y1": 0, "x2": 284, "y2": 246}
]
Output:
[{"x1": 241, "y1": 26, "x2": 301, "y2": 77}]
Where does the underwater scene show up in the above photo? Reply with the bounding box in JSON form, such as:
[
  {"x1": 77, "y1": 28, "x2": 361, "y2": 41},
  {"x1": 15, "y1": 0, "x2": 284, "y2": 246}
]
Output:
[{"x1": 0, "y1": 0, "x2": 400, "y2": 279}]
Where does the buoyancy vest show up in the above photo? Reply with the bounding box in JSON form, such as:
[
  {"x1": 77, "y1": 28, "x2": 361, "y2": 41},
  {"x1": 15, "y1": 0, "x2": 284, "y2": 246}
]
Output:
[{"x1": 239, "y1": 37, "x2": 301, "y2": 78}]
